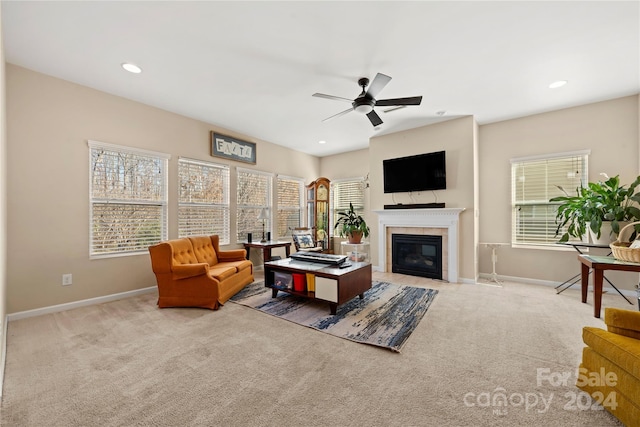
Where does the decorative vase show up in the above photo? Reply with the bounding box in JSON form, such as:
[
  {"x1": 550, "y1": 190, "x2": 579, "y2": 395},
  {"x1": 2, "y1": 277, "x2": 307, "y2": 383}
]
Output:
[{"x1": 347, "y1": 231, "x2": 363, "y2": 244}]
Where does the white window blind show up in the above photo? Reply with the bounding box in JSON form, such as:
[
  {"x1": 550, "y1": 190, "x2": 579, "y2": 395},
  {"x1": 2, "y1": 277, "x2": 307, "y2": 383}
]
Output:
[
  {"x1": 88, "y1": 140, "x2": 170, "y2": 257},
  {"x1": 331, "y1": 178, "x2": 365, "y2": 232},
  {"x1": 237, "y1": 168, "x2": 272, "y2": 242},
  {"x1": 277, "y1": 175, "x2": 303, "y2": 239},
  {"x1": 178, "y1": 158, "x2": 230, "y2": 243},
  {"x1": 511, "y1": 151, "x2": 589, "y2": 246}
]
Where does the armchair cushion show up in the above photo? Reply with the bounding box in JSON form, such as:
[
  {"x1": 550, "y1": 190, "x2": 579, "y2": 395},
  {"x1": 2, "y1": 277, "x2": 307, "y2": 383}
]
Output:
[
  {"x1": 208, "y1": 265, "x2": 238, "y2": 282},
  {"x1": 189, "y1": 236, "x2": 219, "y2": 265},
  {"x1": 583, "y1": 326, "x2": 640, "y2": 380},
  {"x1": 605, "y1": 307, "x2": 640, "y2": 340},
  {"x1": 218, "y1": 249, "x2": 248, "y2": 262},
  {"x1": 171, "y1": 238, "x2": 199, "y2": 265},
  {"x1": 172, "y1": 263, "x2": 209, "y2": 280}
]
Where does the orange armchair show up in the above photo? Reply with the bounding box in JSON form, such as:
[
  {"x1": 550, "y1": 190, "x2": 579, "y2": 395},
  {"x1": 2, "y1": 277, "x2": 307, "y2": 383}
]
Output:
[{"x1": 149, "y1": 235, "x2": 254, "y2": 310}]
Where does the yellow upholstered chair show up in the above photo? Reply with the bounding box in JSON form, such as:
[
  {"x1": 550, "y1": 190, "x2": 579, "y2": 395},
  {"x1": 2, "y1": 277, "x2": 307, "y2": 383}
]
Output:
[{"x1": 578, "y1": 307, "x2": 640, "y2": 426}]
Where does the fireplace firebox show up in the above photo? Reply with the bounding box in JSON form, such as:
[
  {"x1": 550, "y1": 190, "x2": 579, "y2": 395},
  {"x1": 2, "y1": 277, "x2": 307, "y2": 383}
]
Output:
[{"x1": 392, "y1": 234, "x2": 442, "y2": 279}]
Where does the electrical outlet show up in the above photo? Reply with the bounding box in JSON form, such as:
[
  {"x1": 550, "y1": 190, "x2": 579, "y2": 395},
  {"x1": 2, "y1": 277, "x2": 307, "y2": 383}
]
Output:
[{"x1": 62, "y1": 274, "x2": 72, "y2": 286}]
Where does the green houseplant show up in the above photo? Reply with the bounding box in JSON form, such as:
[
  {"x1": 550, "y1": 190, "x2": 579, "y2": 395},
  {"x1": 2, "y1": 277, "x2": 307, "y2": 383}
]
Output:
[
  {"x1": 551, "y1": 174, "x2": 640, "y2": 243},
  {"x1": 334, "y1": 202, "x2": 370, "y2": 244}
]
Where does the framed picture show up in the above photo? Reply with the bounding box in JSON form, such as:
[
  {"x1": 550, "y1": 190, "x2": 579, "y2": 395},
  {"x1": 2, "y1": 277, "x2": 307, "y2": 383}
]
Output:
[{"x1": 211, "y1": 132, "x2": 257, "y2": 164}]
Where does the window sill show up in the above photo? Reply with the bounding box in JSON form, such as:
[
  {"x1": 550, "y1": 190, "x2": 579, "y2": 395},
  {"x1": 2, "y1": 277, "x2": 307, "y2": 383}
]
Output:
[
  {"x1": 511, "y1": 243, "x2": 584, "y2": 252},
  {"x1": 90, "y1": 250, "x2": 150, "y2": 260}
]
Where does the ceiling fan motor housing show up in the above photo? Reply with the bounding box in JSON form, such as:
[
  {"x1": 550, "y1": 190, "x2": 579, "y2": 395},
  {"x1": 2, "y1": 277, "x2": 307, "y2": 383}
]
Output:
[
  {"x1": 353, "y1": 97, "x2": 375, "y2": 114},
  {"x1": 358, "y1": 77, "x2": 370, "y2": 87}
]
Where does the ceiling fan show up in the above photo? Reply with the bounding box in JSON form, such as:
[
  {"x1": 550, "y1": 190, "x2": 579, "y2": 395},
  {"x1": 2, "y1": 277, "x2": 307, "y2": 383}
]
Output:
[{"x1": 312, "y1": 73, "x2": 422, "y2": 127}]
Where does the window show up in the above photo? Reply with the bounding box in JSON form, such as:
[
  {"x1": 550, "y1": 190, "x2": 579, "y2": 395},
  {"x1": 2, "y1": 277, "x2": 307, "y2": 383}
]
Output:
[
  {"x1": 331, "y1": 178, "x2": 366, "y2": 231},
  {"x1": 178, "y1": 158, "x2": 230, "y2": 243},
  {"x1": 237, "y1": 168, "x2": 272, "y2": 242},
  {"x1": 88, "y1": 140, "x2": 170, "y2": 257},
  {"x1": 277, "y1": 175, "x2": 303, "y2": 239},
  {"x1": 511, "y1": 151, "x2": 589, "y2": 246}
]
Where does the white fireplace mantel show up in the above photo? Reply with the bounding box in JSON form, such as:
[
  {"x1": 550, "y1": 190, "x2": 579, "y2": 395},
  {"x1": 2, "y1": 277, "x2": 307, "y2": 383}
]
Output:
[{"x1": 374, "y1": 208, "x2": 465, "y2": 283}]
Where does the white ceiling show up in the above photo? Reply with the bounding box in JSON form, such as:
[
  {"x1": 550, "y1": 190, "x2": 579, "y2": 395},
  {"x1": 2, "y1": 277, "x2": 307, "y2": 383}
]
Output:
[{"x1": 2, "y1": 1, "x2": 639, "y2": 157}]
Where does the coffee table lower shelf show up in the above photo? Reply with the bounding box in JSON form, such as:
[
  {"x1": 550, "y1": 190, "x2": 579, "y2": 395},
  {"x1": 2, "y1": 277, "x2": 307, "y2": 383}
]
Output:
[{"x1": 264, "y1": 259, "x2": 372, "y2": 315}]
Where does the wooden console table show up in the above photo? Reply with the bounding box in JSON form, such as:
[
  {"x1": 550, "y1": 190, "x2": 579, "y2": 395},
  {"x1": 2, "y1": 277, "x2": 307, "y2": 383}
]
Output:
[
  {"x1": 579, "y1": 255, "x2": 638, "y2": 318},
  {"x1": 243, "y1": 241, "x2": 291, "y2": 264}
]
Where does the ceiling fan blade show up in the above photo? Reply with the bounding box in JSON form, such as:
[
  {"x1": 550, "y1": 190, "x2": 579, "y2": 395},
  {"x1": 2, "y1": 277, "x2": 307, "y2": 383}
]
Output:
[
  {"x1": 366, "y1": 110, "x2": 383, "y2": 127},
  {"x1": 322, "y1": 108, "x2": 354, "y2": 122},
  {"x1": 375, "y1": 96, "x2": 423, "y2": 107},
  {"x1": 365, "y1": 73, "x2": 392, "y2": 99},
  {"x1": 312, "y1": 93, "x2": 354, "y2": 103},
  {"x1": 383, "y1": 106, "x2": 407, "y2": 113}
]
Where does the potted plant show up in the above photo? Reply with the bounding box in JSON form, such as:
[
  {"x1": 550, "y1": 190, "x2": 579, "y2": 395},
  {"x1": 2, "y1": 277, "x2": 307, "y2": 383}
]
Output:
[
  {"x1": 551, "y1": 174, "x2": 640, "y2": 243},
  {"x1": 334, "y1": 202, "x2": 370, "y2": 244}
]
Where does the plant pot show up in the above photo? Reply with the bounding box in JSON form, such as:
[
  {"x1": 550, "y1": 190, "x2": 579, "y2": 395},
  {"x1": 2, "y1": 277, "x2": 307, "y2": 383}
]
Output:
[
  {"x1": 589, "y1": 221, "x2": 629, "y2": 245},
  {"x1": 347, "y1": 231, "x2": 363, "y2": 244}
]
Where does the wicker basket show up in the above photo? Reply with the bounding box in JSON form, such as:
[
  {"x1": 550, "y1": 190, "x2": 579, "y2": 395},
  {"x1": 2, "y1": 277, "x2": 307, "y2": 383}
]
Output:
[{"x1": 610, "y1": 221, "x2": 640, "y2": 263}]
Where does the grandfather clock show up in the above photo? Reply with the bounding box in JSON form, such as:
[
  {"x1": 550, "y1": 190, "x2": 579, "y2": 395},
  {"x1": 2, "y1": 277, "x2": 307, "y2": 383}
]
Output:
[{"x1": 306, "y1": 177, "x2": 331, "y2": 253}]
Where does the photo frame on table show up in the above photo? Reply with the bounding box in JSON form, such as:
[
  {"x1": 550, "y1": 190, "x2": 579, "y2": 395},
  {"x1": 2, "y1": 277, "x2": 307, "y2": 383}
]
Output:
[{"x1": 210, "y1": 132, "x2": 257, "y2": 164}]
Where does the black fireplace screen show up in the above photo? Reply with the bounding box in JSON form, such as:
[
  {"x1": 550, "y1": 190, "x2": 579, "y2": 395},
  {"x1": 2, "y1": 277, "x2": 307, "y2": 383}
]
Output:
[{"x1": 391, "y1": 234, "x2": 443, "y2": 280}]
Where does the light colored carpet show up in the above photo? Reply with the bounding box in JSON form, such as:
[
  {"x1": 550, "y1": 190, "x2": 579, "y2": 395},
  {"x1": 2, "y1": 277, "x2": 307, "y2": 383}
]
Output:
[
  {"x1": 0, "y1": 271, "x2": 629, "y2": 426},
  {"x1": 230, "y1": 280, "x2": 438, "y2": 352}
]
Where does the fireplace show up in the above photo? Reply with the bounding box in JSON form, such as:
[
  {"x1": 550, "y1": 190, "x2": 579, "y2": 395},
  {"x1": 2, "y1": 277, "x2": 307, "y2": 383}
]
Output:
[
  {"x1": 374, "y1": 208, "x2": 464, "y2": 283},
  {"x1": 392, "y1": 234, "x2": 442, "y2": 279}
]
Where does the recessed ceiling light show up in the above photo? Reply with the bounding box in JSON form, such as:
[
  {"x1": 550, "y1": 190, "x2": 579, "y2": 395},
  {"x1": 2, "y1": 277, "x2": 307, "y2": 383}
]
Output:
[
  {"x1": 121, "y1": 63, "x2": 142, "y2": 74},
  {"x1": 318, "y1": 140, "x2": 326, "y2": 144},
  {"x1": 549, "y1": 80, "x2": 567, "y2": 89}
]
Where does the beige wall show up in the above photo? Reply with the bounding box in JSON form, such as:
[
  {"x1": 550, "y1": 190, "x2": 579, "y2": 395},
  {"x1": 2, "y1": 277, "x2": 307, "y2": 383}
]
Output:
[
  {"x1": 368, "y1": 116, "x2": 478, "y2": 281},
  {"x1": 320, "y1": 148, "x2": 371, "y2": 253},
  {"x1": 0, "y1": 5, "x2": 8, "y2": 394},
  {"x1": 478, "y1": 95, "x2": 640, "y2": 290},
  {"x1": 6, "y1": 65, "x2": 320, "y2": 313},
  {"x1": 320, "y1": 148, "x2": 370, "y2": 181}
]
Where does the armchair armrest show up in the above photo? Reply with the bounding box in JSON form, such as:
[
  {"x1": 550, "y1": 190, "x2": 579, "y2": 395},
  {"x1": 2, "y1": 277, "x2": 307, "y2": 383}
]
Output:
[
  {"x1": 605, "y1": 308, "x2": 640, "y2": 340},
  {"x1": 172, "y1": 263, "x2": 209, "y2": 280},
  {"x1": 218, "y1": 249, "x2": 247, "y2": 262}
]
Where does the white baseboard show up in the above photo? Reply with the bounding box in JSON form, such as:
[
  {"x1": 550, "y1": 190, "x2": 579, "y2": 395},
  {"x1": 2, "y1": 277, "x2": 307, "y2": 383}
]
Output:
[
  {"x1": 0, "y1": 315, "x2": 7, "y2": 399},
  {"x1": 477, "y1": 272, "x2": 638, "y2": 299},
  {"x1": 7, "y1": 287, "x2": 157, "y2": 322}
]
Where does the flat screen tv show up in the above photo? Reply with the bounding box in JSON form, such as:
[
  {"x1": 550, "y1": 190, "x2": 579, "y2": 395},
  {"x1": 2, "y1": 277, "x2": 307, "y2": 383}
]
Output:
[{"x1": 383, "y1": 151, "x2": 446, "y2": 193}]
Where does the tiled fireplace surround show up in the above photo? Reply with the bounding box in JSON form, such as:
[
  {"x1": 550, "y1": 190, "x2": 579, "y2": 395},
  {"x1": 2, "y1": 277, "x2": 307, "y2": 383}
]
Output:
[{"x1": 374, "y1": 208, "x2": 465, "y2": 283}]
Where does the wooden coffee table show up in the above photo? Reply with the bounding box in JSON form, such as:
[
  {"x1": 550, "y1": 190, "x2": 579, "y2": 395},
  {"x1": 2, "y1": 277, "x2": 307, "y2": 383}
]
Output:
[{"x1": 264, "y1": 258, "x2": 372, "y2": 314}]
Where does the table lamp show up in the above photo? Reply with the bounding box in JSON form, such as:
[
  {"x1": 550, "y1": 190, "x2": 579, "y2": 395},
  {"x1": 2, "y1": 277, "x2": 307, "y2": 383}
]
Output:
[{"x1": 258, "y1": 208, "x2": 269, "y2": 242}]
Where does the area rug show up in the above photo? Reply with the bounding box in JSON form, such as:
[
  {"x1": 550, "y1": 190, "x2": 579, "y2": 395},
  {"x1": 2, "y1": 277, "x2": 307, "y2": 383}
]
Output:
[{"x1": 229, "y1": 280, "x2": 438, "y2": 352}]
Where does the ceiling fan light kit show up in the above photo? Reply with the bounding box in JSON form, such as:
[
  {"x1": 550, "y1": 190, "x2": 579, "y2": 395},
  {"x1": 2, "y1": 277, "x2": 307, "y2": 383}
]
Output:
[
  {"x1": 313, "y1": 73, "x2": 423, "y2": 127},
  {"x1": 353, "y1": 100, "x2": 374, "y2": 114}
]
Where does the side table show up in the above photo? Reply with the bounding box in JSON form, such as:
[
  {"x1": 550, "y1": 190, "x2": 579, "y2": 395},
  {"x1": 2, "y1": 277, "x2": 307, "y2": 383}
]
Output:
[
  {"x1": 341, "y1": 241, "x2": 370, "y2": 263},
  {"x1": 556, "y1": 242, "x2": 612, "y2": 294},
  {"x1": 243, "y1": 241, "x2": 292, "y2": 264},
  {"x1": 579, "y1": 254, "x2": 637, "y2": 318}
]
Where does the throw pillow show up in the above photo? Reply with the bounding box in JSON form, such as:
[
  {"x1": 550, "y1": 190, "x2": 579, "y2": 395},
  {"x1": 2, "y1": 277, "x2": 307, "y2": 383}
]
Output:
[{"x1": 294, "y1": 234, "x2": 315, "y2": 249}]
